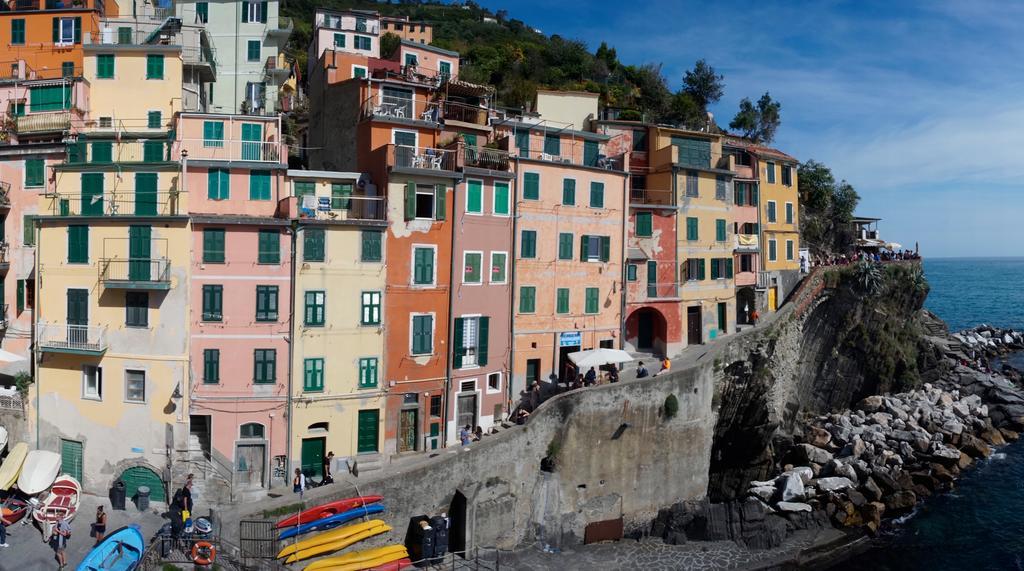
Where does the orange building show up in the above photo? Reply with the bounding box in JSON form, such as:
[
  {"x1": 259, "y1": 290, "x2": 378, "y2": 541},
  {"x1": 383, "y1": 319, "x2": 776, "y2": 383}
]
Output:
[
  {"x1": 0, "y1": 0, "x2": 116, "y2": 80},
  {"x1": 379, "y1": 15, "x2": 431, "y2": 45}
]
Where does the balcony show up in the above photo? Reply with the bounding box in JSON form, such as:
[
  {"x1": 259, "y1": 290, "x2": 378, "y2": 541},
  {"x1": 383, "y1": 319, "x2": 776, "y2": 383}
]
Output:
[
  {"x1": 497, "y1": 135, "x2": 624, "y2": 170},
  {"x1": 47, "y1": 191, "x2": 181, "y2": 217},
  {"x1": 66, "y1": 140, "x2": 172, "y2": 164},
  {"x1": 629, "y1": 188, "x2": 674, "y2": 206},
  {"x1": 181, "y1": 43, "x2": 217, "y2": 82},
  {"x1": 0, "y1": 245, "x2": 9, "y2": 272},
  {"x1": 264, "y1": 55, "x2": 290, "y2": 82},
  {"x1": 461, "y1": 146, "x2": 510, "y2": 172},
  {"x1": 37, "y1": 323, "x2": 108, "y2": 355},
  {"x1": 266, "y1": 16, "x2": 293, "y2": 38},
  {"x1": 294, "y1": 194, "x2": 386, "y2": 222},
  {"x1": 756, "y1": 271, "x2": 772, "y2": 290},
  {"x1": 735, "y1": 234, "x2": 759, "y2": 252},
  {"x1": 16, "y1": 112, "x2": 71, "y2": 135},
  {"x1": 370, "y1": 65, "x2": 442, "y2": 88},
  {"x1": 386, "y1": 144, "x2": 458, "y2": 174},
  {"x1": 441, "y1": 100, "x2": 489, "y2": 127},
  {"x1": 177, "y1": 139, "x2": 284, "y2": 163},
  {"x1": 99, "y1": 258, "x2": 171, "y2": 290},
  {"x1": 362, "y1": 94, "x2": 439, "y2": 124}
]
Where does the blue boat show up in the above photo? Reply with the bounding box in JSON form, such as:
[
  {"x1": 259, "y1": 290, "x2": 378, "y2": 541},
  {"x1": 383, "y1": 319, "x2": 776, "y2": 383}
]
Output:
[
  {"x1": 76, "y1": 525, "x2": 145, "y2": 571},
  {"x1": 278, "y1": 504, "x2": 385, "y2": 540}
]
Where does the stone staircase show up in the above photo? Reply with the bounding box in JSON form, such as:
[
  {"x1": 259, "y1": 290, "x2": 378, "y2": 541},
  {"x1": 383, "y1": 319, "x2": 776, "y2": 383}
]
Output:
[{"x1": 351, "y1": 453, "x2": 384, "y2": 477}]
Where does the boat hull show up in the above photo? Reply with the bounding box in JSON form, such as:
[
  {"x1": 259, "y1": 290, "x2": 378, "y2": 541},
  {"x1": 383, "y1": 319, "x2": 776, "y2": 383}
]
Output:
[
  {"x1": 280, "y1": 520, "x2": 391, "y2": 563},
  {"x1": 76, "y1": 525, "x2": 145, "y2": 571},
  {"x1": 0, "y1": 442, "x2": 28, "y2": 491},
  {"x1": 17, "y1": 450, "x2": 61, "y2": 495},
  {"x1": 34, "y1": 475, "x2": 82, "y2": 537},
  {"x1": 303, "y1": 544, "x2": 409, "y2": 571},
  {"x1": 278, "y1": 504, "x2": 385, "y2": 540},
  {"x1": 275, "y1": 495, "x2": 384, "y2": 529}
]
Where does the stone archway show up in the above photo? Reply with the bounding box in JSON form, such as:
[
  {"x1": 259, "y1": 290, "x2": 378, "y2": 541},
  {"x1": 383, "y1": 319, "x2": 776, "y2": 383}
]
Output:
[
  {"x1": 626, "y1": 307, "x2": 668, "y2": 354},
  {"x1": 736, "y1": 287, "x2": 756, "y2": 325}
]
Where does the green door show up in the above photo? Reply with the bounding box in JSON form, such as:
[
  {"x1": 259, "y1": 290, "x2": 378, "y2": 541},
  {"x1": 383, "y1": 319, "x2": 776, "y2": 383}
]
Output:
[
  {"x1": 67, "y1": 288, "x2": 88, "y2": 346},
  {"x1": 357, "y1": 410, "x2": 379, "y2": 453},
  {"x1": 134, "y1": 173, "x2": 157, "y2": 216},
  {"x1": 81, "y1": 173, "x2": 104, "y2": 216},
  {"x1": 128, "y1": 225, "x2": 152, "y2": 281},
  {"x1": 60, "y1": 439, "x2": 83, "y2": 482},
  {"x1": 120, "y1": 466, "x2": 165, "y2": 502},
  {"x1": 515, "y1": 128, "x2": 530, "y2": 158},
  {"x1": 241, "y1": 123, "x2": 263, "y2": 161},
  {"x1": 647, "y1": 260, "x2": 657, "y2": 298},
  {"x1": 393, "y1": 130, "x2": 416, "y2": 167},
  {"x1": 300, "y1": 437, "x2": 325, "y2": 479},
  {"x1": 584, "y1": 140, "x2": 598, "y2": 167}
]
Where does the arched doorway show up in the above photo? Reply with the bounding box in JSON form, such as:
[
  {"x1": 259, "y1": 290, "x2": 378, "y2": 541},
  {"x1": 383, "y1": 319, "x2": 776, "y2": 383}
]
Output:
[
  {"x1": 736, "y1": 287, "x2": 756, "y2": 325},
  {"x1": 630, "y1": 307, "x2": 667, "y2": 353},
  {"x1": 120, "y1": 466, "x2": 165, "y2": 503}
]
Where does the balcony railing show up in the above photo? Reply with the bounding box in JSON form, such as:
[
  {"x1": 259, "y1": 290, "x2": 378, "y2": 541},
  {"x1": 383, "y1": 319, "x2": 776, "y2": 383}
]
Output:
[
  {"x1": 37, "y1": 323, "x2": 108, "y2": 354},
  {"x1": 0, "y1": 245, "x2": 9, "y2": 270},
  {"x1": 498, "y1": 136, "x2": 624, "y2": 170},
  {"x1": 266, "y1": 16, "x2": 293, "y2": 37},
  {"x1": 296, "y1": 194, "x2": 386, "y2": 221},
  {"x1": 370, "y1": 65, "x2": 443, "y2": 88},
  {"x1": 386, "y1": 144, "x2": 457, "y2": 172},
  {"x1": 362, "y1": 94, "x2": 439, "y2": 123},
  {"x1": 756, "y1": 271, "x2": 772, "y2": 290},
  {"x1": 99, "y1": 258, "x2": 171, "y2": 289},
  {"x1": 442, "y1": 100, "x2": 489, "y2": 126},
  {"x1": 630, "y1": 281, "x2": 680, "y2": 301},
  {"x1": 47, "y1": 191, "x2": 180, "y2": 217},
  {"x1": 66, "y1": 140, "x2": 172, "y2": 164},
  {"x1": 177, "y1": 139, "x2": 283, "y2": 163},
  {"x1": 16, "y1": 112, "x2": 71, "y2": 134},
  {"x1": 629, "y1": 188, "x2": 674, "y2": 206},
  {"x1": 461, "y1": 146, "x2": 510, "y2": 171},
  {"x1": 320, "y1": 17, "x2": 379, "y2": 35},
  {"x1": 735, "y1": 234, "x2": 759, "y2": 251},
  {"x1": 264, "y1": 55, "x2": 290, "y2": 80}
]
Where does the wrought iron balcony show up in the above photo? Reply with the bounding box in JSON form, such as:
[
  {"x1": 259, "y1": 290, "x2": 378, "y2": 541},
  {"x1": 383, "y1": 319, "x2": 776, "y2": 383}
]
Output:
[
  {"x1": 386, "y1": 144, "x2": 458, "y2": 173},
  {"x1": 37, "y1": 323, "x2": 108, "y2": 355},
  {"x1": 99, "y1": 258, "x2": 171, "y2": 290},
  {"x1": 461, "y1": 146, "x2": 509, "y2": 171},
  {"x1": 47, "y1": 191, "x2": 181, "y2": 217}
]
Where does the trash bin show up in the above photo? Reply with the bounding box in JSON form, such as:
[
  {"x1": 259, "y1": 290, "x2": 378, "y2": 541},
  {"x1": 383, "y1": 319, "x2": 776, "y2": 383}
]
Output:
[
  {"x1": 136, "y1": 485, "x2": 151, "y2": 511},
  {"x1": 110, "y1": 480, "x2": 126, "y2": 511},
  {"x1": 430, "y1": 515, "x2": 448, "y2": 561}
]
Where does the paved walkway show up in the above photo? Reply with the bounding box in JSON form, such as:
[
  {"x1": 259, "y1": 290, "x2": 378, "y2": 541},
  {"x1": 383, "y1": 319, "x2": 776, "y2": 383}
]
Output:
[{"x1": 2, "y1": 493, "x2": 166, "y2": 570}]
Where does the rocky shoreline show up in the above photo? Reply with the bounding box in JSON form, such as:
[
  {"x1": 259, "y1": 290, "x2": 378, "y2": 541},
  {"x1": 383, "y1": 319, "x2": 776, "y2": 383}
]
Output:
[{"x1": 649, "y1": 319, "x2": 1024, "y2": 559}]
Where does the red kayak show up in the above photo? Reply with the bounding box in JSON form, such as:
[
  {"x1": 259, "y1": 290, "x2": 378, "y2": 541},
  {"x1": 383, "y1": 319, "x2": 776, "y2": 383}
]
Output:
[
  {"x1": 1, "y1": 496, "x2": 29, "y2": 524},
  {"x1": 275, "y1": 496, "x2": 383, "y2": 529},
  {"x1": 370, "y1": 558, "x2": 412, "y2": 571}
]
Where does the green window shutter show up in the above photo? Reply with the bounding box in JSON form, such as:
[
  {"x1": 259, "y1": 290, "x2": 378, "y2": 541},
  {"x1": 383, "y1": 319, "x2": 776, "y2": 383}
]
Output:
[
  {"x1": 142, "y1": 140, "x2": 164, "y2": 162},
  {"x1": 626, "y1": 264, "x2": 637, "y2": 281},
  {"x1": 544, "y1": 133, "x2": 560, "y2": 156},
  {"x1": 247, "y1": 40, "x2": 261, "y2": 62},
  {"x1": 25, "y1": 159, "x2": 44, "y2": 187},
  {"x1": 562, "y1": 178, "x2": 575, "y2": 206},
  {"x1": 766, "y1": 162, "x2": 776, "y2": 183},
  {"x1": 698, "y1": 259, "x2": 706, "y2": 280},
  {"x1": 147, "y1": 111, "x2": 161, "y2": 129},
  {"x1": 303, "y1": 228, "x2": 325, "y2": 262},
  {"x1": 452, "y1": 318, "x2": 464, "y2": 369},
  {"x1": 73, "y1": 16, "x2": 81, "y2": 43},
  {"x1": 92, "y1": 141, "x2": 112, "y2": 163},
  {"x1": 16, "y1": 280, "x2": 24, "y2": 313},
  {"x1": 257, "y1": 229, "x2": 279, "y2": 264},
  {"x1": 466, "y1": 180, "x2": 482, "y2": 213},
  {"x1": 710, "y1": 259, "x2": 719, "y2": 280},
  {"x1": 359, "y1": 358, "x2": 378, "y2": 388},
  {"x1": 207, "y1": 169, "x2": 229, "y2": 199},
  {"x1": 304, "y1": 291, "x2": 325, "y2": 326},
  {"x1": 146, "y1": 55, "x2": 164, "y2": 79},
  {"x1": 254, "y1": 349, "x2": 276, "y2": 383},
  {"x1": 202, "y1": 285, "x2": 223, "y2": 321},
  {"x1": 11, "y1": 19, "x2": 25, "y2": 45},
  {"x1": 241, "y1": 0, "x2": 249, "y2": 22},
  {"x1": 585, "y1": 287, "x2": 599, "y2": 314},
  {"x1": 255, "y1": 285, "x2": 278, "y2": 321},
  {"x1": 686, "y1": 217, "x2": 698, "y2": 241},
  {"x1": 52, "y1": 16, "x2": 58, "y2": 42},
  {"x1": 590, "y1": 181, "x2": 604, "y2": 208},
  {"x1": 259, "y1": 1, "x2": 267, "y2": 22},
  {"x1": 250, "y1": 171, "x2": 271, "y2": 200},
  {"x1": 203, "y1": 349, "x2": 219, "y2": 384},
  {"x1": 67, "y1": 225, "x2": 88, "y2": 263},
  {"x1": 767, "y1": 202, "x2": 776, "y2": 222},
  {"x1": 523, "y1": 172, "x2": 539, "y2": 200},
  {"x1": 203, "y1": 229, "x2": 225, "y2": 263},
  {"x1": 490, "y1": 252, "x2": 506, "y2": 283},
  {"x1": 125, "y1": 292, "x2": 148, "y2": 326},
  {"x1": 404, "y1": 181, "x2": 416, "y2": 220},
  {"x1": 303, "y1": 358, "x2": 324, "y2": 391},
  {"x1": 203, "y1": 121, "x2": 224, "y2": 148},
  {"x1": 521, "y1": 230, "x2": 536, "y2": 259},
  {"x1": 412, "y1": 315, "x2": 433, "y2": 355},
  {"x1": 734, "y1": 183, "x2": 745, "y2": 205},
  {"x1": 117, "y1": 26, "x2": 131, "y2": 44},
  {"x1": 751, "y1": 185, "x2": 759, "y2": 205},
  {"x1": 579, "y1": 234, "x2": 589, "y2": 261},
  {"x1": 600, "y1": 236, "x2": 610, "y2": 262},
  {"x1": 361, "y1": 231, "x2": 382, "y2": 262},
  {"x1": 478, "y1": 317, "x2": 489, "y2": 366},
  {"x1": 97, "y1": 54, "x2": 114, "y2": 78},
  {"x1": 558, "y1": 233, "x2": 572, "y2": 260},
  {"x1": 494, "y1": 182, "x2": 510, "y2": 215},
  {"x1": 786, "y1": 203, "x2": 794, "y2": 224},
  {"x1": 726, "y1": 258, "x2": 734, "y2": 278},
  {"x1": 196, "y1": 2, "x2": 208, "y2": 23},
  {"x1": 331, "y1": 183, "x2": 353, "y2": 209},
  {"x1": 434, "y1": 184, "x2": 446, "y2": 220},
  {"x1": 413, "y1": 248, "x2": 434, "y2": 285},
  {"x1": 334, "y1": 33, "x2": 345, "y2": 48},
  {"x1": 23, "y1": 215, "x2": 35, "y2": 246},
  {"x1": 556, "y1": 288, "x2": 569, "y2": 314},
  {"x1": 293, "y1": 181, "x2": 315, "y2": 199},
  {"x1": 519, "y1": 286, "x2": 535, "y2": 313},
  {"x1": 464, "y1": 252, "x2": 482, "y2": 283},
  {"x1": 716, "y1": 219, "x2": 727, "y2": 242},
  {"x1": 636, "y1": 212, "x2": 652, "y2": 237}
]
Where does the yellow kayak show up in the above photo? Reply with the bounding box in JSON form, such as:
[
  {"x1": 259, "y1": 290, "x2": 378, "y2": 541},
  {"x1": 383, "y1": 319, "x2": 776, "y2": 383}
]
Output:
[
  {"x1": 278, "y1": 519, "x2": 390, "y2": 563},
  {"x1": 0, "y1": 443, "x2": 28, "y2": 491},
  {"x1": 303, "y1": 544, "x2": 409, "y2": 571}
]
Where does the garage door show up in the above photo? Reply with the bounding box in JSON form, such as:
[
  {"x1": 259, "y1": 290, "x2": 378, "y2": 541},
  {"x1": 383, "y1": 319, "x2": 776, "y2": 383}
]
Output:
[
  {"x1": 60, "y1": 439, "x2": 83, "y2": 482},
  {"x1": 121, "y1": 466, "x2": 165, "y2": 502}
]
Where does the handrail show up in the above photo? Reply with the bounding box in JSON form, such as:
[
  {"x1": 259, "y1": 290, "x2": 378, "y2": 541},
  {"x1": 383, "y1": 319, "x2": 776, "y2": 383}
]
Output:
[
  {"x1": 176, "y1": 139, "x2": 283, "y2": 163},
  {"x1": 47, "y1": 191, "x2": 180, "y2": 217},
  {"x1": 387, "y1": 144, "x2": 457, "y2": 171},
  {"x1": 37, "y1": 322, "x2": 107, "y2": 352}
]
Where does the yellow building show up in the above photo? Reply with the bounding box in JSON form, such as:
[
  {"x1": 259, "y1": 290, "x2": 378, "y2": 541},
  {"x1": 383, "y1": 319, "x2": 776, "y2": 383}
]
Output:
[
  {"x1": 287, "y1": 170, "x2": 388, "y2": 478},
  {"x1": 30, "y1": 45, "x2": 189, "y2": 499},
  {"x1": 751, "y1": 146, "x2": 800, "y2": 311},
  {"x1": 648, "y1": 127, "x2": 736, "y2": 346}
]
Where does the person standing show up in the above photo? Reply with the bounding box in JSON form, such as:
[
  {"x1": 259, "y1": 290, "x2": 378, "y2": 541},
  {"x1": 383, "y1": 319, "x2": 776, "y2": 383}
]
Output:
[
  {"x1": 459, "y1": 425, "x2": 472, "y2": 446},
  {"x1": 293, "y1": 468, "x2": 306, "y2": 498},
  {"x1": 321, "y1": 452, "x2": 335, "y2": 484},
  {"x1": 0, "y1": 511, "x2": 10, "y2": 548},
  {"x1": 91, "y1": 506, "x2": 107, "y2": 545},
  {"x1": 52, "y1": 515, "x2": 71, "y2": 569}
]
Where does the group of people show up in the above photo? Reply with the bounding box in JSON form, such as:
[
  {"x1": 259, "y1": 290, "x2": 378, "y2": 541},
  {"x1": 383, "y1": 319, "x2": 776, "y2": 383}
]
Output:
[
  {"x1": 635, "y1": 356, "x2": 672, "y2": 379},
  {"x1": 0, "y1": 498, "x2": 104, "y2": 569},
  {"x1": 292, "y1": 451, "x2": 336, "y2": 497},
  {"x1": 458, "y1": 425, "x2": 486, "y2": 446},
  {"x1": 812, "y1": 249, "x2": 919, "y2": 268}
]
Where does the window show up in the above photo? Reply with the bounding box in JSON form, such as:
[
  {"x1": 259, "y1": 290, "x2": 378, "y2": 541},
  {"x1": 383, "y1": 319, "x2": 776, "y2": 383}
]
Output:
[
  {"x1": 55, "y1": 16, "x2": 80, "y2": 44},
  {"x1": 561, "y1": 178, "x2": 575, "y2": 206},
  {"x1": 304, "y1": 291, "x2": 325, "y2": 326},
  {"x1": 83, "y1": 365, "x2": 102, "y2": 399},
  {"x1": 257, "y1": 229, "x2": 279, "y2": 264},
  {"x1": 146, "y1": 54, "x2": 164, "y2": 79},
  {"x1": 411, "y1": 314, "x2": 433, "y2": 355},
  {"x1": 585, "y1": 287, "x2": 600, "y2": 314},
  {"x1": 782, "y1": 165, "x2": 792, "y2": 186},
  {"x1": 493, "y1": 182, "x2": 510, "y2": 215},
  {"x1": 126, "y1": 292, "x2": 148, "y2": 327},
  {"x1": 439, "y1": 60, "x2": 452, "y2": 79},
  {"x1": 304, "y1": 228, "x2": 325, "y2": 262},
  {"x1": 519, "y1": 286, "x2": 536, "y2": 313},
  {"x1": 243, "y1": 0, "x2": 266, "y2": 23},
  {"x1": 361, "y1": 231, "x2": 382, "y2": 262},
  {"x1": 716, "y1": 219, "x2": 727, "y2": 242},
  {"x1": 558, "y1": 233, "x2": 573, "y2": 260},
  {"x1": 92, "y1": 141, "x2": 112, "y2": 163},
  {"x1": 556, "y1": 288, "x2": 570, "y2": 314},
  {"x1": 740, "y1": 254, "x2": 753, "y2": 273},
  {"x1": 454, "y1": 316, "x2": 488, "y2": 368},
  {"x1": 331, "y1": 183, "x2": 353, "y2": 209},
  {"x1": 785, "y1": 202, "x2": 794, "y2": 224},
  {"x1": 30, "y1": 85, "x2": 69, "y2": 111},
  {"x1": 203, "y1": 121, "x2": 224, "y2": 147},
  {"x1": 711, "y1": 259, "x2": 721, "y2": 280},
  {"x1": 716, "y1": 175, "x2": 728, "y2": 200},
  {"x1": 520, "y1": 230, "x2": 536, "y2": 259},
  {"x1": 361, "y1": 291, "x2": 381, "y2": 325},
  {"x1": 487, "y1": 372, "x2": 501, "y2": 392},
  {"x1": 333, "y1": 33, "x2": 345, "y2": 48},
  {"x1": 588, "y1": 182, "x2": 605, "y2": 208},
  {"x1": 207, "y1": 168, "x2": 229, "y2": 200},
  {"x1": 671, "y1": 136, "x2": 711, "y2": 167},
  {"x1": 10, "y1": 101, "x2": 25, "y2": 117},
  {"x1": 718, "y1": 302, "x2": 727, "y2": 333},
  {"x1": 734, "y1": 182, "x2": 746, "y2": 206},
  {"x1": 196, "y1": 2, "x2": 208, "y2": 23},
  {"x1": 303, "y1": 358, "x2": 324, "y2": 392},
  {"x1": 636, "y1": 213, "x2": 653, "y2": 237},
  {"x1": 203, "y1": 349, "x2": 219, "y2": 384},
  {"x1": 463, "y1": 252, "x2": 482, "y2": 284},
  {"x1": 626, "y1": 264, "x2": 637, "y2": 281},
  {"x1": 359, "y1": 358, "x2": 378, "y2": 388},
  {"x1": 684, "y1": 258, "x2": 706, "y2": 281},
  {"x1": 203, "y1": 229, "x2": 225, "y2": 263},
  {"x1": 768, "y1": 239, "x2": 777, "y2": 261},
  {"x1": 404, "y1": 53, "x2": 418, "y2": 67},
  {"x1": 25, "y1": 159, "x2": 44, "y2": 188},
  {"x1": 406, "y1": 183, "x2": 444, "y2": 220},
  {"x1": 413, "y1": 246, "x2": 435, "y2": 285},
  {"x1": 143, "y1": 111, "x2": 161, "y2": 131},
  {"x1": 786, "y1": 240, "x2": 795, "y2": 261},
  {"x1": 543, "y1": 133, "x2": 560, "y2": 156},
  {"x1": 686, "y1": 170, "x2": 698, "y2": 197},
  {"x1": 523, "y1": 172, "x2": 540, "y2": 200},
  {"x1": 11, "y1": 19, "x2": 25, "y2": 45},
  {"x1": 767, "y1": 201, "x2": 777, "y2": 223},
  {"x1": 22, "y1": 215, "x2": 36, "y2": 246},
  {"x1": 67, "y1": 225, "x2": 88, "y2": 263},
  {"x1": 97, "y1": 54, "x2": 114, "y2": 78},
  {"x1": 490, "y1": 252, "x2": 507, "y2": 284},
  {"x1": 354, "y1": 35, "x2": 371, "y2": 50},
  {"x1": 143, "y1": 140, "x2": 164, "y2": 162},
  {"x1": 254, "y1": 349, "x2": 276, "y2": 383},
  {"x1": 247, "y1": 40, "x2": 261, "y2": 62},
  {"x1": 580, "y1": 235, "x2": 610, "y2": 262},
  {"x1": 249, "y1": 171, "x2": 271, "y2": 200},
  {"x1": 117, "y1": 26, "x2": 131, "y2": 44},
  {"x1": 466, "y1": 179, "x2": 483, "y2": 214},
  {"x1": 293, "y1": 181, "x2": 314, "y2": 200},
  {"x1": 632, "y1": 129, "x2": 648, "y2": 152},
  {"x1": 352, "y1": 65, "x2": 367, "y2": 79},
  {"x1": 255, "y1": 285, "x2": 278, "y2": 322},
  {"x1": 766, "y1": 162, "x2": 776, "y2": 183},
  {"x1": 202, "y1": 284, "x2": 223, "y2": 321},
  {"x1": 240, "y1": 423, "x2": 264, "y2": 439},
  {"x1": 125, "y1": 370, "x2": 145, "y2": 403},
  {"x1": 429, "y1": 395, "x2": 442, "y2": 417}
]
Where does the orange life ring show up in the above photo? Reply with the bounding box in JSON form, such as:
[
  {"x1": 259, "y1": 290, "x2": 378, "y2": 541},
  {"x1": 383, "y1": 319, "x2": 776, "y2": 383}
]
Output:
[{"x1": 191, "y1": 541, "x2": 216, "y2": 566}]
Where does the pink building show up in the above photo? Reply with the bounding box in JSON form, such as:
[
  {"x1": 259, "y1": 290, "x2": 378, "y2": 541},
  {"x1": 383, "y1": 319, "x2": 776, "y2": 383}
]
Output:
[
  {"x1": 175, "y1": 113, "x2": 291, "y2": 499},
  {"x1": 723, "y1": 138, "x2": 760, "y2": 325}
]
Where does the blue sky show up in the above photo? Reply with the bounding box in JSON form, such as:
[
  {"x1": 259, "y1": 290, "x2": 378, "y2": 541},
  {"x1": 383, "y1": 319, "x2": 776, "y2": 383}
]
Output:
[{"x1": 476, "y1": 0, "x2": 1024, "y2": 257}]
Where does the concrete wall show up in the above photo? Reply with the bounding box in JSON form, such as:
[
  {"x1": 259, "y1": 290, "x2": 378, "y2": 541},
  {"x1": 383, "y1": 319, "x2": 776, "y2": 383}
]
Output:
[
  {"x1": 535, "y1": 91, "x2": 599, "y2": 131},
  {"x1": 84, "y1": 48, "x2": 182, "y2": 130}
]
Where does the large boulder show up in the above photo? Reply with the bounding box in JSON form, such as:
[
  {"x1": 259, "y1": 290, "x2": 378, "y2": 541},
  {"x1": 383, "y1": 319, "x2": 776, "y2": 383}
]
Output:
[
  {"x1": 777, "y1": 472, "x2": 806, "y2": 502},
  {"x1": 959, "y1": 433, "x2": 992, "y2": 458},
  {"x1": 861, "y1": 477, "x2": 883, "y2": 502},
  {"x1": 776, "y1": 501, "x2": 812, "y2": 513},
  {"x1": 884, "y1": 490, "x2": 918, "y2": 512},
  {"x1": 783, "y1": 466, "x2": 815, "y2": 484},
  {"x1": 791, "y1": 443, "x2": 834, "y2": 465},
  {"x1": 857, "y1": 396, "x2": 885, "y2": 413},
  {"x1": 815, "y1": 477, "x2": 855, "y2": 492},
  {"x1": 807, "y1": 426, "x2": 832, "y2": 448}
]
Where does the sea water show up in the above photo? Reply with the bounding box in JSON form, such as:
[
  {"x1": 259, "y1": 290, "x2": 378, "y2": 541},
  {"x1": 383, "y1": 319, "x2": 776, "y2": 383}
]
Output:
[{"x1": 829, "y1": 257, "x2": 1024, "y2": 570}]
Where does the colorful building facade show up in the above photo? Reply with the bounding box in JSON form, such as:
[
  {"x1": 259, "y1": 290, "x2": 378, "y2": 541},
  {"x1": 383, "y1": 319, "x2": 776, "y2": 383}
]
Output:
[{"x1": 751, "y1": 145, "x2": 800, "y2": 312}]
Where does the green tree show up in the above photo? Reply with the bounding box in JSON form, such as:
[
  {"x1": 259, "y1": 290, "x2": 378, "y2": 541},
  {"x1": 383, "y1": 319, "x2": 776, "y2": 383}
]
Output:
[
  {"x1": 682, "y1": 59, "x2": 725, "y2": 111},
  {"x1": 380, "y1": 32, "x2": 401, "y2": 60},
  {"x1": 729, "y1": 92, "x2": 782, "y2": 143},
  {"x1": 797, "y1": 160, "x2": 861, "y2": 255}
]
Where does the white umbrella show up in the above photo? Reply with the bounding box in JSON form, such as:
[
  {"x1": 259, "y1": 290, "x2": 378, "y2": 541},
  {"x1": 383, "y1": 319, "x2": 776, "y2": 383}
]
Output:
[
  {"x1": 886, "y1": 242, "x2": 903, "y2": 250},
  {"x1": 568, "y1": 348, "x2": 634, "y2": 368}
]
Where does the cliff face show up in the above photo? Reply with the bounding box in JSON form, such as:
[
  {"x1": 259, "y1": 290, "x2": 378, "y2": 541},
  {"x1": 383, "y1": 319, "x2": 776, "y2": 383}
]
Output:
[{"x1": 709, "y1": 262, "x2": 936, "y2": 501}]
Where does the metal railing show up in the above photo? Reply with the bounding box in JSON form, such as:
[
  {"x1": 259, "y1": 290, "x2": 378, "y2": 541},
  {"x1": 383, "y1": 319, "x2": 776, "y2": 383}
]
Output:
[
  {"x1": 0, "y1": 304, "x2": 7, "y2": 329},
  {"x1": 263, "y1": 55, "x2": 289, "y2": 79},
  {"x1": 267, "y1": 16, "x2": 293, "y2": 36},
  {"x1": 362, "y1": 94, "x2": 439, "y2": 122},
  {"x1": 442, "y1": 100, "x2": 489, "y2": 125},
  {"x1": 47, "y1": 191, "x2": 180, "y2": 217},
  {"x1": 0, "y1": 246, "x2": 9, "y2": 267},
  {"x1": 319, "y1": 17, "x2": 379, "y2": 35},
  {"x1": 177, "y1": 139, "x2": 283, "y2": 162},
  {"x1": 370, "y1": 64, "x2": 444, "y2": 87},
  {"x1": 629, "y1": 188, "x2": 673, "y2": 205},
  {"x1": 99, "y1": 258, "x2": 171, "y2": 285},
  {"x1": 141, "y1": 535, "x2": 285, "y2": 571},
  {"x1": 0, "y1": 392, "x2": 22, "y2": 412},
  {"x1": 387, "y1": 144, "x2": 457, "y2": 171},
  {"x1": 16, "y1": 112, "x2": 71, "y2": 134},
  {"x1": 37, "y1": 322, "x2": 107, "y2": 353},
  {"x1": 757, "y1": 271, "x2": 773, "y2": 289},
  {"x1": 296, "y1": 194, "x2": 386, "y2": 221},
  {"x1": 498, "y1": 136, "x2": 623, "y2": 170},
  {"x1": 67, "y1": 140, "x2": 171, "y2": 164},
  {"x1": 462, "y1": 146, "x2": 510, "y2": 171}
]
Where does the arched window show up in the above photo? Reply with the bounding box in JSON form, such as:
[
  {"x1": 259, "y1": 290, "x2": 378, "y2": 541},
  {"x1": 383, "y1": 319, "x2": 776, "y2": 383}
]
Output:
[
  {"x1": 308, "y1": 422, "x2": 329, "y2": 433},
  {"x1": 239, "y1": 422, "x2": 265, "y2": 439}
]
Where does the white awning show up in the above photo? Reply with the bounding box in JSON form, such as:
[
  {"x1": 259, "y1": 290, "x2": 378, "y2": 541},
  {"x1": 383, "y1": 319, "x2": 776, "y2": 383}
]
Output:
[
  {"x1": 0, "y1": 350, "x2": 28, "y2": 377},
  {"x1": 568, "y1": 349, "x2": 634, "y2": 368}
]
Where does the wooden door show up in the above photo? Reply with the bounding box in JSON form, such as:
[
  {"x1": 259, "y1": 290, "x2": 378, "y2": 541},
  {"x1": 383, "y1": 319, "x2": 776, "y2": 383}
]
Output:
[
  {"x1": 398, "y1": 409, "x2": 418, "y2": 453},
  {"x1": 687, "y1": 306, "x2": 701, "y2": 345},
  {"x1": 300, "y1": 437, "x2": 325, "y2": 479},
  {"x1": 357, "y1": 409, "x2": 379, "y2": 453},
  {"x1": 236, "y1": 443, "x2": 265, "y2": 488}
]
